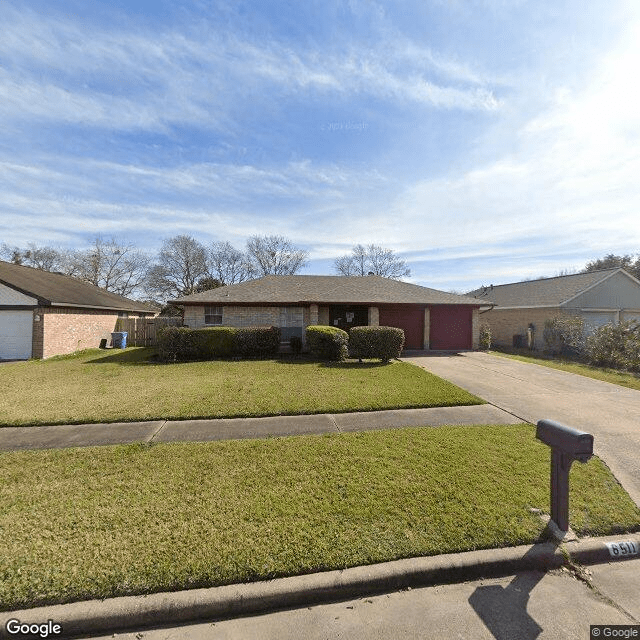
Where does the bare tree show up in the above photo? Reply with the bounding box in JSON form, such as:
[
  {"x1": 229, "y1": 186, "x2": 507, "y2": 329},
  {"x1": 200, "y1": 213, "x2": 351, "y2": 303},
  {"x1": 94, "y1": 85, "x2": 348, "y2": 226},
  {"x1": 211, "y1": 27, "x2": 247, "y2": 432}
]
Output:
[
  {"x1": 334, "y1": 244, "x2": 410, "y2": 279},
  {"x1": 245, "y1": 235, "x2": 309, "y2": 276},
  {"x1": 1, "y1": 242, "x2": 67, "y2": 271},
  {"x1": 146, "y1": 235, "x2": 209, "y2": 300},
  {"x1": 208, "y1": 241, "x2": 251, "y2": 285},
  {"x1": 68, "y1": 237, "x2": 150, "y2": 297},
  {"x1": 1, "y1": 243, "x2": 25, "y2": 264}
]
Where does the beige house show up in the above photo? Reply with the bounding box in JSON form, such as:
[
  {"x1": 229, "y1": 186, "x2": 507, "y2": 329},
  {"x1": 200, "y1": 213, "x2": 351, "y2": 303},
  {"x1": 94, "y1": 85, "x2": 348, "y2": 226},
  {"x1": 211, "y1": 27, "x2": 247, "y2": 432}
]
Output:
[
  {"x1": 0, "y1": 260, "x2": 155, "y2": 360},
  {"x1": 468, "y1": 268, "x2": 640, "y2": 350},
  {"x1": 172, "y1": 275, "x2": 485, "y2": 351}
]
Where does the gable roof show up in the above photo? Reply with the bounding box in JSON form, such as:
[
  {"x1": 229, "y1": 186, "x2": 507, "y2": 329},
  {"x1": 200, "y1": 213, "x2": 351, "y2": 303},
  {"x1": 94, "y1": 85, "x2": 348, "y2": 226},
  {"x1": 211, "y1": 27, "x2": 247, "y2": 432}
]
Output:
[
  {"x1": 467, "y1": 268, "x2": 624, "y2": 308},
  {"x1": 0, "y1": 260, "x2": 154, "y2": 313},
  {"x1": 172, "y1": 275, "x2": 482, "y2": 306}
]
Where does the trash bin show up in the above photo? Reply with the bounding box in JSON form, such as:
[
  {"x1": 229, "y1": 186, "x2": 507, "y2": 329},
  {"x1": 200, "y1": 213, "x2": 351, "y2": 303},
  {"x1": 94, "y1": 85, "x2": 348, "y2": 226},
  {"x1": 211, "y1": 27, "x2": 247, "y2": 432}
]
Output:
[{"x1": 111, "y1": 332, "x2": 128, "y2": 349}]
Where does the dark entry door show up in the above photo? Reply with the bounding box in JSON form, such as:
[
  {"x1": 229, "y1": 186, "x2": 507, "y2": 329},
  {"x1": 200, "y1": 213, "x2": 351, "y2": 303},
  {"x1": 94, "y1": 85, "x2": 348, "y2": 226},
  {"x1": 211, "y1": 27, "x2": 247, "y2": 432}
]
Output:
[
  {"x1": 329, "y1": 306, "x2": 368, "y2": 332},
  {"x1": 429, "y1": 305, "x2": 472, "y2": 350}
]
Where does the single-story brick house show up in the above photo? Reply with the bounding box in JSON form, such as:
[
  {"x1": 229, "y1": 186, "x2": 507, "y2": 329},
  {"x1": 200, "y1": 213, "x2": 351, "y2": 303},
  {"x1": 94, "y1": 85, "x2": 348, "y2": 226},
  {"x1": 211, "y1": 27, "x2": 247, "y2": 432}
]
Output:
[
  {"x1": 468, "y1": 268, "x2": 640, "y2": 350},
  {"x1": 172, "y1": 275, "x2": 486, "y2": 351},
  {"x1": 0, "y1": 260, "x2": 155, "y2": 360}
]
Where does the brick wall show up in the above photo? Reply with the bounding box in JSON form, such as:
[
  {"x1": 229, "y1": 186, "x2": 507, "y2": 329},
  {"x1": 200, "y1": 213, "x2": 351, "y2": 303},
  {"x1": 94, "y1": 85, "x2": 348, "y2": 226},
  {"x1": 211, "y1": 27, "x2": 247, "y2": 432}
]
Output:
[
  {"x1": 480, "y1": 307, "x2": 560, "y2": 350},
  {"x1": 471, "y1": 308, "x2": 480, "y2": 350},
  {"x1": 184, "y1": 305, "x2": 284, "y2": 329},
  {"x1": 37, "y1": 307, "x2": 119, "y2": 358}
]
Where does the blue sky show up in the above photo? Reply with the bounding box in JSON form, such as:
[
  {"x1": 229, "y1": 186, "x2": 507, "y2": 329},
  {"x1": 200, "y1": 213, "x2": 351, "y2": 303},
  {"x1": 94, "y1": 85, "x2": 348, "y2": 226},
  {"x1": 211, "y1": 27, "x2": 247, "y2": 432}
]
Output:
[{"x1": 1, "y1": 0, "x2": 639, "y2": 292}]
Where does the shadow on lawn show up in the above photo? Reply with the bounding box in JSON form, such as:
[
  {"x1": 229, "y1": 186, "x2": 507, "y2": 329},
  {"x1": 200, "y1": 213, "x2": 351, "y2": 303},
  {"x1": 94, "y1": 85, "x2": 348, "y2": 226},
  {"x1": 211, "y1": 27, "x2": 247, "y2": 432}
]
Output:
[{"x1": 83, "y1": 348, "x2": 158, "y2": 366}]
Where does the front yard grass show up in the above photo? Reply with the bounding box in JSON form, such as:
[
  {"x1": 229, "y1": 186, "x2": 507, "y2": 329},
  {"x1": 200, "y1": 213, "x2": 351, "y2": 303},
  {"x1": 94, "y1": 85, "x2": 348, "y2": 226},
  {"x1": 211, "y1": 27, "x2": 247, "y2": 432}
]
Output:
[
  {"x1": 2, "y1": 424, "x2": 639, "y2": 611},
  {"x1": 490, "y1": 348, "x2": 640, "y2": 391},
  {"x1": 0, "y1": 348, "x2": 483, "y2": 427}
]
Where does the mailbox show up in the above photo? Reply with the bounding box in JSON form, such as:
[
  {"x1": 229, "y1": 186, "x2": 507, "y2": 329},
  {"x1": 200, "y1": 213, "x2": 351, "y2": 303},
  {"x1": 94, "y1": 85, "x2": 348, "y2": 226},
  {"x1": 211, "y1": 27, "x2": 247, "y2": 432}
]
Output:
[
  {"x1": 535, "y1": 420, "x2": 593, "y2": 462},
  {"x1": 536, "y1": 419, "x2": 594, "y2": 533}
]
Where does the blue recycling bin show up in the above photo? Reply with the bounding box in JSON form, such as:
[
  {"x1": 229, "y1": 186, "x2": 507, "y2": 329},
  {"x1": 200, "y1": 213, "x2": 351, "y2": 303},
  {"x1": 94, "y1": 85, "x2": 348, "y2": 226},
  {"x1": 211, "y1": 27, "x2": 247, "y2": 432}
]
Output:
[{"x1": 111, "y1": 332, "x2": 128, "y2": 349}]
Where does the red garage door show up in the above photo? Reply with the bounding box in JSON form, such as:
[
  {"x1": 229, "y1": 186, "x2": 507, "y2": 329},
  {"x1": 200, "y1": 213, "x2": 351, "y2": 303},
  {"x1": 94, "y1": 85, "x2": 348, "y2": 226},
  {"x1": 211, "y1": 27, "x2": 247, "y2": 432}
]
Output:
[
  {"x1": 430, "y1": 306, "x2": 472, "y2": 350},
  {"x1": 378, "y1": 305, "x2": 424, "y2": 350}
]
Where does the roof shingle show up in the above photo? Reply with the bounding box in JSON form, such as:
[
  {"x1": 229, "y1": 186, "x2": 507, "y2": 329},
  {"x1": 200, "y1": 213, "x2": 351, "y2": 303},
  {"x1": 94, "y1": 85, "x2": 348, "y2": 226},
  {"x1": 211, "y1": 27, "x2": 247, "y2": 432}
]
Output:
[
  {"x1": 467, "y1": 269, "x2": 621, "y2": 307},
  {"x1": 173, "y1": 275, "x2": 483, "y2": 306},
  {"x1": 0, "y1": 260, "x2": 154, "y2": 313}
]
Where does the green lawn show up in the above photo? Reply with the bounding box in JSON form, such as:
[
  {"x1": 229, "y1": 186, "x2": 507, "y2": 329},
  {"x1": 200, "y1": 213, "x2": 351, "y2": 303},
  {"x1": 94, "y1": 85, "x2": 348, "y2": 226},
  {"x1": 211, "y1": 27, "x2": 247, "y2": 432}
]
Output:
[
  {"x1": 0, "y1": 348, "x2": 483, "y2": 427},
  {"x1": 2, "y1": 424, "x2": 639, "y2": 611},
  {"x1": 490, "y1": 349, "x2": 640, "y2": 391}
]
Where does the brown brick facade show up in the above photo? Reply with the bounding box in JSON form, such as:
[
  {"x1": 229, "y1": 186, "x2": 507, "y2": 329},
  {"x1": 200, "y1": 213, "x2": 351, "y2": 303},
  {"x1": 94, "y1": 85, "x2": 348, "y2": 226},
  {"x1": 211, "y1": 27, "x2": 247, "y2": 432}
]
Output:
[
  {"x1": 33, "y1": 307, "x2": 119, "y2": 359},
  {"x1": 480, "y1": 307, "x2": 563, "y2": 350},
  {"x1": 183, "y1": 303, "x2": 479, "y2": 351}
]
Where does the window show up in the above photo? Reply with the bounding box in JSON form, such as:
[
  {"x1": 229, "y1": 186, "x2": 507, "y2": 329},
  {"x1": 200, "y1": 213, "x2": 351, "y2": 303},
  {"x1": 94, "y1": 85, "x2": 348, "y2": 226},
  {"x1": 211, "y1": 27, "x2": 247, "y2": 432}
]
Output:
[
  {"x1": 280, "y1": 306, "x2": 303, "y2": 341},
  {"x1": 205, "y1": 306, "x2": 223, "y2": 325},
  {"x1": 117, "y1": 312, "x2": 129, "y2": 318}
]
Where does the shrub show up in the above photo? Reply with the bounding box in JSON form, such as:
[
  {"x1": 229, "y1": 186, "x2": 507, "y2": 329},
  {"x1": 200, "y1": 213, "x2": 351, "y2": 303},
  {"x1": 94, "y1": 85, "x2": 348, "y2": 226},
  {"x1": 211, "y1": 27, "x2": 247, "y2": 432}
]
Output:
[
  {"x1": 585, "y1": 320, "x2": 640, "y2": 371},
  {"x1": 193, "y1": 327, "x2": 235, "y2": 359},
  {"x1": 479, "y1": 324, "x2": 492, "y2": 350},
  {"x1": 157, "y1": 326, "x2": 197, "y2": 363},
  {"x1": 289, "y1": 335, "x2": 303, "y2": 356},
  {"x1": 543, "y1": 315, "x2": 585, "y2": 357},
  {"x1": 233, "y1": 326, "x2": 281, "y2": 358},
  {"x1": 349, "y1": 326, "x2": 405, "y2": 362},
  {"x1": 305, "y1": 325, "x2": 349, "y2": 361}
]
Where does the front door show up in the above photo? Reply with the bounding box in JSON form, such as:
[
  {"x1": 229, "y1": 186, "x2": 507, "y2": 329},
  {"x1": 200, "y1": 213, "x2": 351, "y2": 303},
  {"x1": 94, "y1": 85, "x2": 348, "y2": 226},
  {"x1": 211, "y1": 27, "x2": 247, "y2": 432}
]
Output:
[{"x1": 328, "y1": 306, "x2": 368, "y2": 332}]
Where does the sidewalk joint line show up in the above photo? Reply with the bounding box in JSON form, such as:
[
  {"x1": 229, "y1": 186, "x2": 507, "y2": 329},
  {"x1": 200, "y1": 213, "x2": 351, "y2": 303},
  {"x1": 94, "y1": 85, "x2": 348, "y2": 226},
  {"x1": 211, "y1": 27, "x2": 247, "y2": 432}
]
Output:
[
  {"x1": 149, "y1": 420, "x2": 168, "y2": 443},
  {"x1": 329, "y1": 414, "x2": 342, "y2": 433}
]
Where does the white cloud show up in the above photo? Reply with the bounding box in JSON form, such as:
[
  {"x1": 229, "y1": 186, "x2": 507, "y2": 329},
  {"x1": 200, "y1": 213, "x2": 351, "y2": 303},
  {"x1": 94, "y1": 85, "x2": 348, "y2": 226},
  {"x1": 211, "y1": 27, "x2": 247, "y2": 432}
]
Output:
[
  {"x1": 0, "y1": 3, "x2": 502, "y2": 134},
  {"x1": 383, "y1": 11, "x2": 640, "y2": 263}
]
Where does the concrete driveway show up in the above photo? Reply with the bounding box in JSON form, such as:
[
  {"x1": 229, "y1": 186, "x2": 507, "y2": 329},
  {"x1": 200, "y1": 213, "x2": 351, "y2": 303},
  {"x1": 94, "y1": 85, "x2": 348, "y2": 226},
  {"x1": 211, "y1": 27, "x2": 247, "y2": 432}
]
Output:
[{"x1": 403, "y1": 351, "x2": 640, "y2": 508}]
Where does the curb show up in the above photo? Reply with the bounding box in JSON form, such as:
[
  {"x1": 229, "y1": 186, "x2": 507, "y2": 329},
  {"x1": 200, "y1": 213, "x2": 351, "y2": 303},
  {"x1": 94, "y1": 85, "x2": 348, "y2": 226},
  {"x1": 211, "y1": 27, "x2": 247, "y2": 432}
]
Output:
[{"x1": 2, "y1": 534, "x2": 638, "y2": 639}]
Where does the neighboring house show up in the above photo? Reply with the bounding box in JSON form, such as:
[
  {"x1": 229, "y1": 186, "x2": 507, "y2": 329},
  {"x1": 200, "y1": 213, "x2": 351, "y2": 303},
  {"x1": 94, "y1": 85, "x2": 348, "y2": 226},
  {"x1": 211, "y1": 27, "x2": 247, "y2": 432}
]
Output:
[
  {"x1": 172, "y1": 275, "x2": 485, "y2": 351},
  {"x1": 468, "y1": 268, "x2": 640, "y2": 350},
  {"x1": 0, "y1": 260, "x2": 155, "y2": 360}
]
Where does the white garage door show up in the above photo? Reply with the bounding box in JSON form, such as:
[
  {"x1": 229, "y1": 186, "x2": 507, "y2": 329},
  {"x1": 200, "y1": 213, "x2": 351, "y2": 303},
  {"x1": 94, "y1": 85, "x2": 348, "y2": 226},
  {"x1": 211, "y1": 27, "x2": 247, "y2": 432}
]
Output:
[
  {"x1": 581, "y1": 311, "x2": 617, "y2": 336},
  {"x1": 0, "y1": 310, "x2": 33, "y2": 360},
  {"x1": 621, "y1": 312, "x2": 640, "y2": 326}
]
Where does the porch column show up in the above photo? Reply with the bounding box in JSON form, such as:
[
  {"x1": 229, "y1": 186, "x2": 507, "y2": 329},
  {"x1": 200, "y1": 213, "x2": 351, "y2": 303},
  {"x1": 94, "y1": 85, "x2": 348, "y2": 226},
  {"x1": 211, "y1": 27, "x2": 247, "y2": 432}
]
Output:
[
  {"x1": 423, "y1": 307, "x2": 430, "y2": 350},
  {"x1": 368, "y1": 306, "x2": 379, "y2": 326},
  {"x1": 309, "y1": 304, "x2": 319, "y2": 325}
]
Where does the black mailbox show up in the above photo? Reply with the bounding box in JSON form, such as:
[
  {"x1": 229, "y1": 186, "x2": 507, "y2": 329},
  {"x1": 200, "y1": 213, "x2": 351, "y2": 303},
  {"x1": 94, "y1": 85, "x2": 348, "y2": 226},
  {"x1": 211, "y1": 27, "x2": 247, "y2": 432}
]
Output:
[
  {"x1": 536, "y1": 419, "x2": 594, "y2": 533},
  {"x1": 536, "y1": 420, "x2": 593, "y2": 462}
]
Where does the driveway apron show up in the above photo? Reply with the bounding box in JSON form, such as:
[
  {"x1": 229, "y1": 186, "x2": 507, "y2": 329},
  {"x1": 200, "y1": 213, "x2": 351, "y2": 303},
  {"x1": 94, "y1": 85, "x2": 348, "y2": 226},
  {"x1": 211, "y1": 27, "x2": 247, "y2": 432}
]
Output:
[{"x1": 403, "y1": 351, "x2": 640, "y2": 508}]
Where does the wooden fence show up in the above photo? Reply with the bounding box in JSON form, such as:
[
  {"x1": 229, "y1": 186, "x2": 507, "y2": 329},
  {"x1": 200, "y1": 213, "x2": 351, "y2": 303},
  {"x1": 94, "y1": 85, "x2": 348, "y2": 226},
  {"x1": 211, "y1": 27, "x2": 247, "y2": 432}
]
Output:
[{"x1": 114, "y1": 317, "x2": 182, "y2": 347}]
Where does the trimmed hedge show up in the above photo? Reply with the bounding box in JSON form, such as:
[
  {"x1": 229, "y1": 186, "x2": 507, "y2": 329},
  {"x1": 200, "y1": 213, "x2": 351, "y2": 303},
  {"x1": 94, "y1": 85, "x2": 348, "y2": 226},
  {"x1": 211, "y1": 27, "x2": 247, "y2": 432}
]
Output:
[
  {"x1": 349, "y1": 326, "x2": 405, "y2": 362},
  {"x1": 234, "y1": 326, "x2": 281, "y2": 358},
  {"x1": 157, "y1": 326, "x2": 198, "y2": 363},
  {"x1": 195, "y1": 327, "x2": 235, "y2": 359},
  {"x1": 157, "y1": 325, "x2": 280, "y2": 362},
  {"x1": 305, "y1": 325, "x2": 349, "y2": 361}
]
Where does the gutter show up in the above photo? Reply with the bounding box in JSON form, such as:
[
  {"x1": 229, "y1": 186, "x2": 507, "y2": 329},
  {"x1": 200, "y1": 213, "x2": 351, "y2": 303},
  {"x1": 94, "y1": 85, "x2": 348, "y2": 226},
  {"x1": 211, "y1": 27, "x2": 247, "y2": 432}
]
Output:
[
  {"x1": 479, "y1": 304, "x2": 496, "y2": 314},
  {"x1": 50, "y1": 302, "x2": 153, "y2": 314}
]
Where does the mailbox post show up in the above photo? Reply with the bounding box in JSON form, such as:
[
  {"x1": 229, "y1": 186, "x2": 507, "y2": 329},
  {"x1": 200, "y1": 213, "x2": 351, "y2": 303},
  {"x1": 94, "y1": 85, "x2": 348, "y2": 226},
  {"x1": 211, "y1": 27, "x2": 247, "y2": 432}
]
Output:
[{"x1": 536, "y1": 420, "x2": 594, "y2": 532}]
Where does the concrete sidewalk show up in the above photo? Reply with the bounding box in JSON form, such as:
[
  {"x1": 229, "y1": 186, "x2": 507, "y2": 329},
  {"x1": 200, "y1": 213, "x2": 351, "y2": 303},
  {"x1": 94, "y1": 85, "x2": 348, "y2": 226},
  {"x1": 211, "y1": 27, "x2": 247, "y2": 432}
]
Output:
[
  {"x1": 2, "y1": 534, "x2": 638, "y2": 639},
  {"x1": 0, "y1": 403, "x2": 521, "y2": 451}
]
